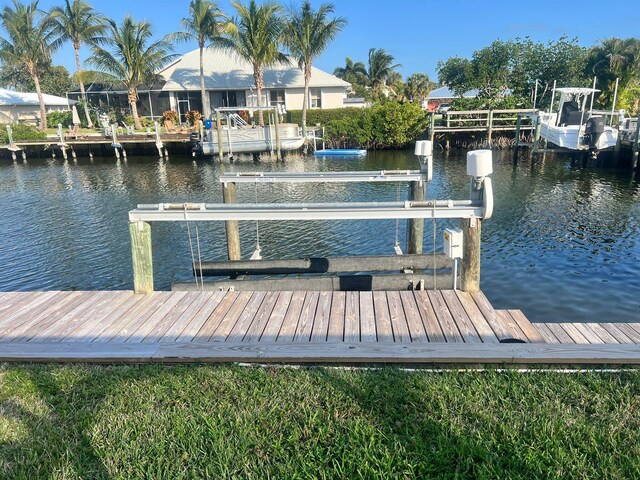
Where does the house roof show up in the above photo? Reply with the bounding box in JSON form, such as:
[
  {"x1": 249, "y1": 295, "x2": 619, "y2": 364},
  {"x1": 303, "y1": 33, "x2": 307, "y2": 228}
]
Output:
[
  {"x1": 427, "y1": 86, "x2": 478, "y2": 100},
  {"x1": 0, "y1": 88, "x2": 73, "y2": 107},
  {"x1": 159, "y1": 47, "x2": 350, "y2": 91}
]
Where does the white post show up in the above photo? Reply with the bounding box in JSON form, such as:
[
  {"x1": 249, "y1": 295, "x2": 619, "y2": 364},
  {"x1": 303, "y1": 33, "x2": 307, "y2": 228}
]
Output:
[{"x1": 610, "y1": 78, "x2": 619, "y2": 127}]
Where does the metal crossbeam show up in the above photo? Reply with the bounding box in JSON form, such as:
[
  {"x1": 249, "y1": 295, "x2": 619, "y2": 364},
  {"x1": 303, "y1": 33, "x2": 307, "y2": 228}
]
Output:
[
  {"x1": 129, "y1": 201, "x2": 481, "y2": 223},
  {"x1": 219, "y1": 170, "x2": 426, "y2": 184}
]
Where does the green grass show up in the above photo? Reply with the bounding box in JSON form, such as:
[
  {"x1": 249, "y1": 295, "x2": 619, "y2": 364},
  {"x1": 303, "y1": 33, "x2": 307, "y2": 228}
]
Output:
[{"x1": 1, "y1": 365, "x2": 639, "y2": 479}]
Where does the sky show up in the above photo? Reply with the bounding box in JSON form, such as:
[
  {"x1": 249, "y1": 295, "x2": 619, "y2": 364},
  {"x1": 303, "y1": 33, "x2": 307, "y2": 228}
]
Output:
[{"x1": 32, "y1": 0, "x2": 640, "y2": 81}]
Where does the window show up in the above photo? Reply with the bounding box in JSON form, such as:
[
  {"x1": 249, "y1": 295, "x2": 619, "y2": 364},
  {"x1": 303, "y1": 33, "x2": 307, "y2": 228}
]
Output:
[
  {"x1": 270, "y1": 89, "x2": 285, "y2": 107},
  {"x1": 310, "y1": 88, "x2": 321, "y2": 109},
  {"x1": 211, "y1": 90, "x2": 247, "y2": 108}
]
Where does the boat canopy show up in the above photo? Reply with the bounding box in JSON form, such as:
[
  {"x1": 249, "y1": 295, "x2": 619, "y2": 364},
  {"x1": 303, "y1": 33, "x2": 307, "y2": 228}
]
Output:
[{"x1": 555, "y1": 87, "x2": 601, "y2": 95}]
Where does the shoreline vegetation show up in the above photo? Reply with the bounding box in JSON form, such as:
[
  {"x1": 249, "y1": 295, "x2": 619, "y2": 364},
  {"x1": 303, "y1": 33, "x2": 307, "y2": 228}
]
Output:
[
  {"x1": 1, "y1": 364, "x2": 639, "y2": 479},
  {"x1": 1, "y1": 2, "x2": 638, "y2": 150}
]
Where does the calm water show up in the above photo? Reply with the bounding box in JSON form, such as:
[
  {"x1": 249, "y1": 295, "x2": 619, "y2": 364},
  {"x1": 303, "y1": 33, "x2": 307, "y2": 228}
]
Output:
[{"x1": 1, "y1": 150, "x2": 639, "y2": 324}]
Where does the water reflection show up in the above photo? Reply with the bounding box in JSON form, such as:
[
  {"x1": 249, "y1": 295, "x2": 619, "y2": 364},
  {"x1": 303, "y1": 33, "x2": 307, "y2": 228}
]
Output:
[{"x1": 0, "y1": 150, "x2": 638, "y2": 323}]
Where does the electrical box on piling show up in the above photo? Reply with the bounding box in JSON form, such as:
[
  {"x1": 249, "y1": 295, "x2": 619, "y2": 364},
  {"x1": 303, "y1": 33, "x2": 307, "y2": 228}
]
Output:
[{"x1": 444, "y1": 228, "x2": 463, "y2": 259}]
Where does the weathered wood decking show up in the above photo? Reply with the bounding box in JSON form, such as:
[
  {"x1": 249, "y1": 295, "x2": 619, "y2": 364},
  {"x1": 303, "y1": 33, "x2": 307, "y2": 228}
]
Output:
[{"x1": 0, "y1": 290, "x2": 638, "y2": 364}]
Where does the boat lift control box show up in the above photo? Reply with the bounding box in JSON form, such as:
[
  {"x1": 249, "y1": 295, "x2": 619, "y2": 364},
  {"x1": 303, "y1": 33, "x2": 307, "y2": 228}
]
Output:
[{"x1": 444, "y1": 228, "x2": 463, "y2": 259}]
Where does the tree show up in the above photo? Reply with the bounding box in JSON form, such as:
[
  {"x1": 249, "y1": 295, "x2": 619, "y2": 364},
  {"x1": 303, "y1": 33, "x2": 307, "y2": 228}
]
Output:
[
  {"x1": 436, "y1": 57, "x2": 473, "y2": 97},
  {"x1": 405, "y1": 73, "x2": 433, "y2": 102},
  {"x1": 366, "y1": 48, "x2": 401, "y2": 98},
  {"x1": 168, "y1": 0, "x2": 233, "y2": 118},
  {"x1": 587, "y1": 38, "x2": 640, "y2": 107},
  {"x1": 284, "y1": 1, "x2": 346, "y2": 137},
  {"x1": 0, "y1": 0, "x2": 59, "y2": 130},
  {"x1": 49, "y1": 0, "x2": 106, "y2": 128},
  {"x1": 0, "y1": 62, "x2": 72, "y2": 96},
  {"x1": 229, "y1": 0, "x2": 287, "y2": 126},
  {"x1": 333, "y1": 56, "x2": 367, "y2": 85},
  {"x1": 88, "y1": 16, "x2": 176, "y2": 130}
]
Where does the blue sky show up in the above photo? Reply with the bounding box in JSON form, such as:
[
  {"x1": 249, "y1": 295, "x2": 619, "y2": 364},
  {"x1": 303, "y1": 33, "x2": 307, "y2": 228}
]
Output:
[{"x1": 34, "y1": 0, "x2": 640, "y2": 81}]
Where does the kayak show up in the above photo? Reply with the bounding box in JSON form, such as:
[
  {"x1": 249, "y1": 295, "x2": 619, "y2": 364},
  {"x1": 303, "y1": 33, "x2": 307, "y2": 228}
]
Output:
[{"x1": 313, "y1": 149, "x2": 367, "y2": 157}]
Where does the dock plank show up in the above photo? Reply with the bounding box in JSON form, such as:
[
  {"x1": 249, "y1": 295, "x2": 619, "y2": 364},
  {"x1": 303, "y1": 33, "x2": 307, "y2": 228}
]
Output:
[
  {"x1": 583, "y1": 323, "x2": 620, "y2": 344},
  {"x1": 326, "y1": 291, "x2": 345, "y2": 342},
  {"x1": 260, "y1": 291, "x2": 292, "y2": 342},
  {"x1": 192, "y1": 291, "x2": 239, "y2": 342},
  {"x1": 441, "y1": 291, "x2": 481, "y2": 343},
  {"x1": 227, "y1": 292, "x2": 267, "y2": 342},
  {"x1": 293, "y1": 291, "x2": 319, "y2": 342},
  {"x1": 534, "y1": 324, "x2": 560, "y2": 343},
  {"x1": 344, "y1": 291, "x2": 360, "y2": 342},
  {"x1": 427, "y1": 291, "x2": 463, "y2": 343},
  {"x1": 277, "y1": 291, "x2": 305, "y2": 341},
  {"x1": 570, "y1": 323, "x2": 605, "y2": 344},
  {"x1": 126, "y1": 292, "x2": 188, "y2": 343},
  {"x1": 160, "y1": 292, "x2": 218, "y2": 342},
  {"x1": 387, "y1": 291, "x2": 410, "y2": 342},
  {"x1": 413, "y1": 291, "x2": 446, "y2": 342},
  {"x1": 359, "y1": 292, "x2": 377, "y2": 343},
  {"x1": 372, "y1": 292, "x2": 393, "y2": 342},
  {"x1": 175, "y1": 290, "x2": 226, "y2": 342},
  {"x1": 496, "y1": 310, "x2": 528, "y2": 342},
  {"x1": 210, "y1": 291, "x2": 252, "y2": 341},
  {"x1": 508, "y1": 310, "x2": 546, "y2": 343},
  {"x1": 399, "y1": 291, "x2": 428, "y2": 342},
  {"x1": 244, "y1": 292, "x2": 280, "y2": 343},
  {"x1": 454, "y1": 291, "x2": 497, "y2": 343},
  {"x1": 470, "y1": 292, "x2": 512, "y2": 341},
  {"x1": 311, "y1": 291, "x2": 332, "y2": 343},
  {"x1": 97, "y1": 293, "x2": 168, "y2": 343},
  {"x1": 0, "y1": 291, "x2": 64, "y2": 334}
]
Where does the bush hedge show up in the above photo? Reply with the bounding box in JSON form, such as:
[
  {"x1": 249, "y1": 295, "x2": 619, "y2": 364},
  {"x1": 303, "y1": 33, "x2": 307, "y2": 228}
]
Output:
[
  {"x1": 0, "y1": 123, "x2": 47, "y2": 143},
  {"x1": 320, "y1": 101, "x2": 429, "y2": 149}
]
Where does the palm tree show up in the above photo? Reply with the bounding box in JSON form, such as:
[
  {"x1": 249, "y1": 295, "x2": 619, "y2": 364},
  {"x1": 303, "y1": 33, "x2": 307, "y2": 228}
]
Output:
[
  {"x1": 367, "y1": 48, "x2": 401, "y2": 97},
  {"x1": 50, "y1": 0, "x2": 106, "y2": 128},
  {"x1": 0, "y1": 0, "x2": 59, "y2": 130},
  {"x1": 406, "y1": 73, "x2": 433, "y2": 102},
  {"x1": 284, "y1": 1, "x2": 346, "y2": 137},
  {"x1": 168, "y1": 0, "x2": 232, "y2": 118},
  {"x1": 229, "y1": 0, "x2": 288, "y2": 126},
  {"x1": 88, "y1": 16, "x2": 176, "y2": 130},
  {"x1": 333, "y1": 56, "x2": 367, "y2": 85}
]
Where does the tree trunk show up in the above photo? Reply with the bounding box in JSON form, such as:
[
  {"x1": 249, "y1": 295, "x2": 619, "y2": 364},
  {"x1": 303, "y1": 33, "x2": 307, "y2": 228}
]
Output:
[
  {"x1": 200, "y1": 44, "x2": 209, "y2": 118},
  {"x1": 31, "y1": 67, "x2": 47, "y2": 130},
  {"x1": 302, "y1": 62, "x2": 311, "y2": 139},
  {"x1": 129, "y1": 89, "x2": 142, "y2": 130},
  {"x1": 75, "y1": 42, "x2": 93, "y2": 128},
  {"x1": 255, "y1": 68, "x2": 264, "y2": 127}
]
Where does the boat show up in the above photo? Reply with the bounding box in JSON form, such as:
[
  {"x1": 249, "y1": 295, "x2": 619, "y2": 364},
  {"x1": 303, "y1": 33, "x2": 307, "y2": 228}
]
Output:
[
  {"x1": 538, "y1": 87, "x2": 618, "y2": 153},
  {"x1": 313, "y1": 149, "x2": 367, "y2": 157},
  {"x1": 197, "y1": 123, "x2": 304, "y2": 155}
]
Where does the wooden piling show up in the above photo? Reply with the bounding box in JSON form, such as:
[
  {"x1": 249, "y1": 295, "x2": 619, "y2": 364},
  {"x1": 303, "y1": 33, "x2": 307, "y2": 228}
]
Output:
[
  {"x1": 129, "y1": 221, "x2": 154, "y2": 294},
  {"x1": 429, "y1": 112, "x2": 436, "y2": 145},
  {"x1": 532, "y1": 115, "x2": 542, "y2": 157},
  {"x1": 216, "y1": 110, "x2": 224, "y2": 162},
  {"x1": 487, "y1": 110, "x2": 494, "y2": 146},
  {"x1": 460, "y1": 218, "x2": 481, "y2": 292},
  {"x1": 273, "y1": 108, "x2": 282, "y2": 161},
  {"x1": 222, "y1": 182, "x2": 241, "y2": 260},
  {"x1": 513, "y1": 114, "x2": 522, "y2": 162},
  {"x1": 407, "y1": 180, "x2": 425, "y2": 254}
]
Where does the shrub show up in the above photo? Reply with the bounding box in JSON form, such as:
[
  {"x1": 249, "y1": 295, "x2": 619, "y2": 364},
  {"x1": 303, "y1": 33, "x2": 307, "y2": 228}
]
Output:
[
  {"x1": 0, "y1": 123, "x2": 47, "y2": 143},
  {"x1": 287, "y1": 108, "x2": 364, "y2": 126},
  {"x1": 47, "y1": 110, "x2": 73, "y2": 128},
  {"x1": 185, "y1": 110, "x2": 201, "y2": 126},
  {"x1": 323, "y1": 101, "x2": 429, "y2": 149}
]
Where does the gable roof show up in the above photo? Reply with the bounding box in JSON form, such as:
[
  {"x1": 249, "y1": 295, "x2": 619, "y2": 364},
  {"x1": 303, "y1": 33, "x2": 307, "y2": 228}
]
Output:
[
  {"x1": 159, "y1": 47, "x2": 350, "y2": 91},
  {"x1": 0, "y1": 88, "x2": 73, "y2": 107},
  {"x1": 427, "y1": 86, "x2": 478, "y2": 99}
]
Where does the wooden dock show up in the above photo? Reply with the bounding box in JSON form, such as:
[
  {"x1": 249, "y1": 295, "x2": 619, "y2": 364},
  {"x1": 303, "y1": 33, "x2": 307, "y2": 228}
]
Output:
[{"x1": 0, "y1": 290, "x2": 639, "y2": 364}]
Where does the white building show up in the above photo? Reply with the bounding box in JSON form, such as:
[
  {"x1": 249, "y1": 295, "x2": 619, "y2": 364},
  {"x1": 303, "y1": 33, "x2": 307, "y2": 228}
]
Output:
[
  {"x1": 157, "y1": 47, "x2": 351, "y2": 119},
  {"x1": 0, "y1": 88, "x2": 73, "y2": 124}
]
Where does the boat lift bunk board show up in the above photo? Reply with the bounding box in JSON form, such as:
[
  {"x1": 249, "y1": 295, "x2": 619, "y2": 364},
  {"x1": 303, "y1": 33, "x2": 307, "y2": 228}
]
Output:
[
  {"x1": 313, "y1": 149, "x2": 367, "y2": 157},
  {"x1": 538, "y1": 87, "x2": 618, "y2": 152}
]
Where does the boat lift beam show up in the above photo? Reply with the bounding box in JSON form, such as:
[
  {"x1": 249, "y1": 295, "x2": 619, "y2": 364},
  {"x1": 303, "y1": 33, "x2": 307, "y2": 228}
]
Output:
[
  {"x1": 219, "y1": 170, "x2": 427, "y2": 185},
  {"x1": 129, "y1": 200, "x2": 483, "y2": 223}
]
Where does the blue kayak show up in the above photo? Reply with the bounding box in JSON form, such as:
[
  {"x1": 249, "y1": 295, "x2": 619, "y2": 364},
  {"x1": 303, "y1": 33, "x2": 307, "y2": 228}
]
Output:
[{"x1": 313, "y1": 149, "x2": 367, "y2": 157}]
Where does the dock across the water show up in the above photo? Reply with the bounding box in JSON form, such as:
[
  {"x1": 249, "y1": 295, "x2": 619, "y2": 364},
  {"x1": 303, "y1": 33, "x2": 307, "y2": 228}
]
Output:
[{"x1": 0, "y1": 290, "x2": 638, "y2": 364}]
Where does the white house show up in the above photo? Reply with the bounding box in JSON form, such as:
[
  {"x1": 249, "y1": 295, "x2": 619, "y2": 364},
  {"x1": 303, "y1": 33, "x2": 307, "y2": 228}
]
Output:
[
  {"x1": 157, "y1": 47, "x2": 351, "y2": 119},
  {"x1": 0, "y1": 88, "x2": 73, "y2": 124}
]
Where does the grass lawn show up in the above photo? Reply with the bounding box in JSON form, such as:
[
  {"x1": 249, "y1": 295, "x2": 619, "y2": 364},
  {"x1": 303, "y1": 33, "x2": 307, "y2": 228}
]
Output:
[{"x1": 1, "y1": 365, "x2": 639, "y2": 479}]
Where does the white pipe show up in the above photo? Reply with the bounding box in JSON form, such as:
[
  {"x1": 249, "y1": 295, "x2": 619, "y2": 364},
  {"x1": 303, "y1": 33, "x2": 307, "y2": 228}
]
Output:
[
  {"x1": 533, "y1": 79, "x2": 539, "y2": 109},
  {"x1": 589, "y1": 76, "x2": 597, "y2": 116},
  {"x1": 610, "y1": 77, "x2": 619, "y2": 127},
  {"x1": 453, "y1": 258, "x2": 458, "y2": 290},
  {"x1": 548, "y1": 80, "x2": 556, "y2": 115}
]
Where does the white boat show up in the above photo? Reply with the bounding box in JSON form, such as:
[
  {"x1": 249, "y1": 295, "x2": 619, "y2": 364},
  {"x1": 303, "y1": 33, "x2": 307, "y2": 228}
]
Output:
[
  {"x1": 538, "y1": 87, "x2": 618, "y2": 152},
  {"x1": 199, "y1": 123, "x2": 304, "y2": 155}
]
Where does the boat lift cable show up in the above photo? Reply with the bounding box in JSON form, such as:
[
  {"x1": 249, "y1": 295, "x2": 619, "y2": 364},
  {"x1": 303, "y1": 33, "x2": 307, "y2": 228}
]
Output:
[
  {"x1": 184, "y1": 206, "x2": 200, "y2": 289},
  {"x1": 195, "y1": 224, "x2": 204, "y2": 290},
  {"x1": 394, "y1": 183, "x2": 403, "y2": 255}
]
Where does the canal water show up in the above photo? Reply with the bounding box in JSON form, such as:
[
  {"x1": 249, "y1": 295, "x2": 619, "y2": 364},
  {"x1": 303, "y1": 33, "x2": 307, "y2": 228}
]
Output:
[{"x1": 1, "y1": 150, "x2": 638, "y2": 324}]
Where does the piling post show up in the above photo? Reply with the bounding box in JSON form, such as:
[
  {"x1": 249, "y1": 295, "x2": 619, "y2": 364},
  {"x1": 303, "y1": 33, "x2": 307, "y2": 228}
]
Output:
[
  {"x1": 222, "y1": 181, "x2": 241, "y2": 260},
  {"x1": 513, "y1": 114, "x2": 522, "y2": 162},
  {"x1": 633, "y1": 115, "x2": 640, "y2": 170},
  {"x1": 429, "y1": 112, "x2": 435, "y2": 144},
  {"x1": 532, "y1": 114, "x2": 542, "y2": 157},
  {"x1": 407, "y1": 180, "x2": 425, "y2": 254},
  {"x1": 487, "y1": 110, "x2": 494, "y2": 146},
  {"x1": 129, "y1": 221, "x2": 154, "y2": 294},
  {"x1": 460, "y1": 217, "x2": 481, "y2": 292},
  {"x1": 216, "y1": 110, "x2": 224, "y2": 162},
  {"x1": 273, "y1": 108, "x2": 282, "y2": 161}
]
